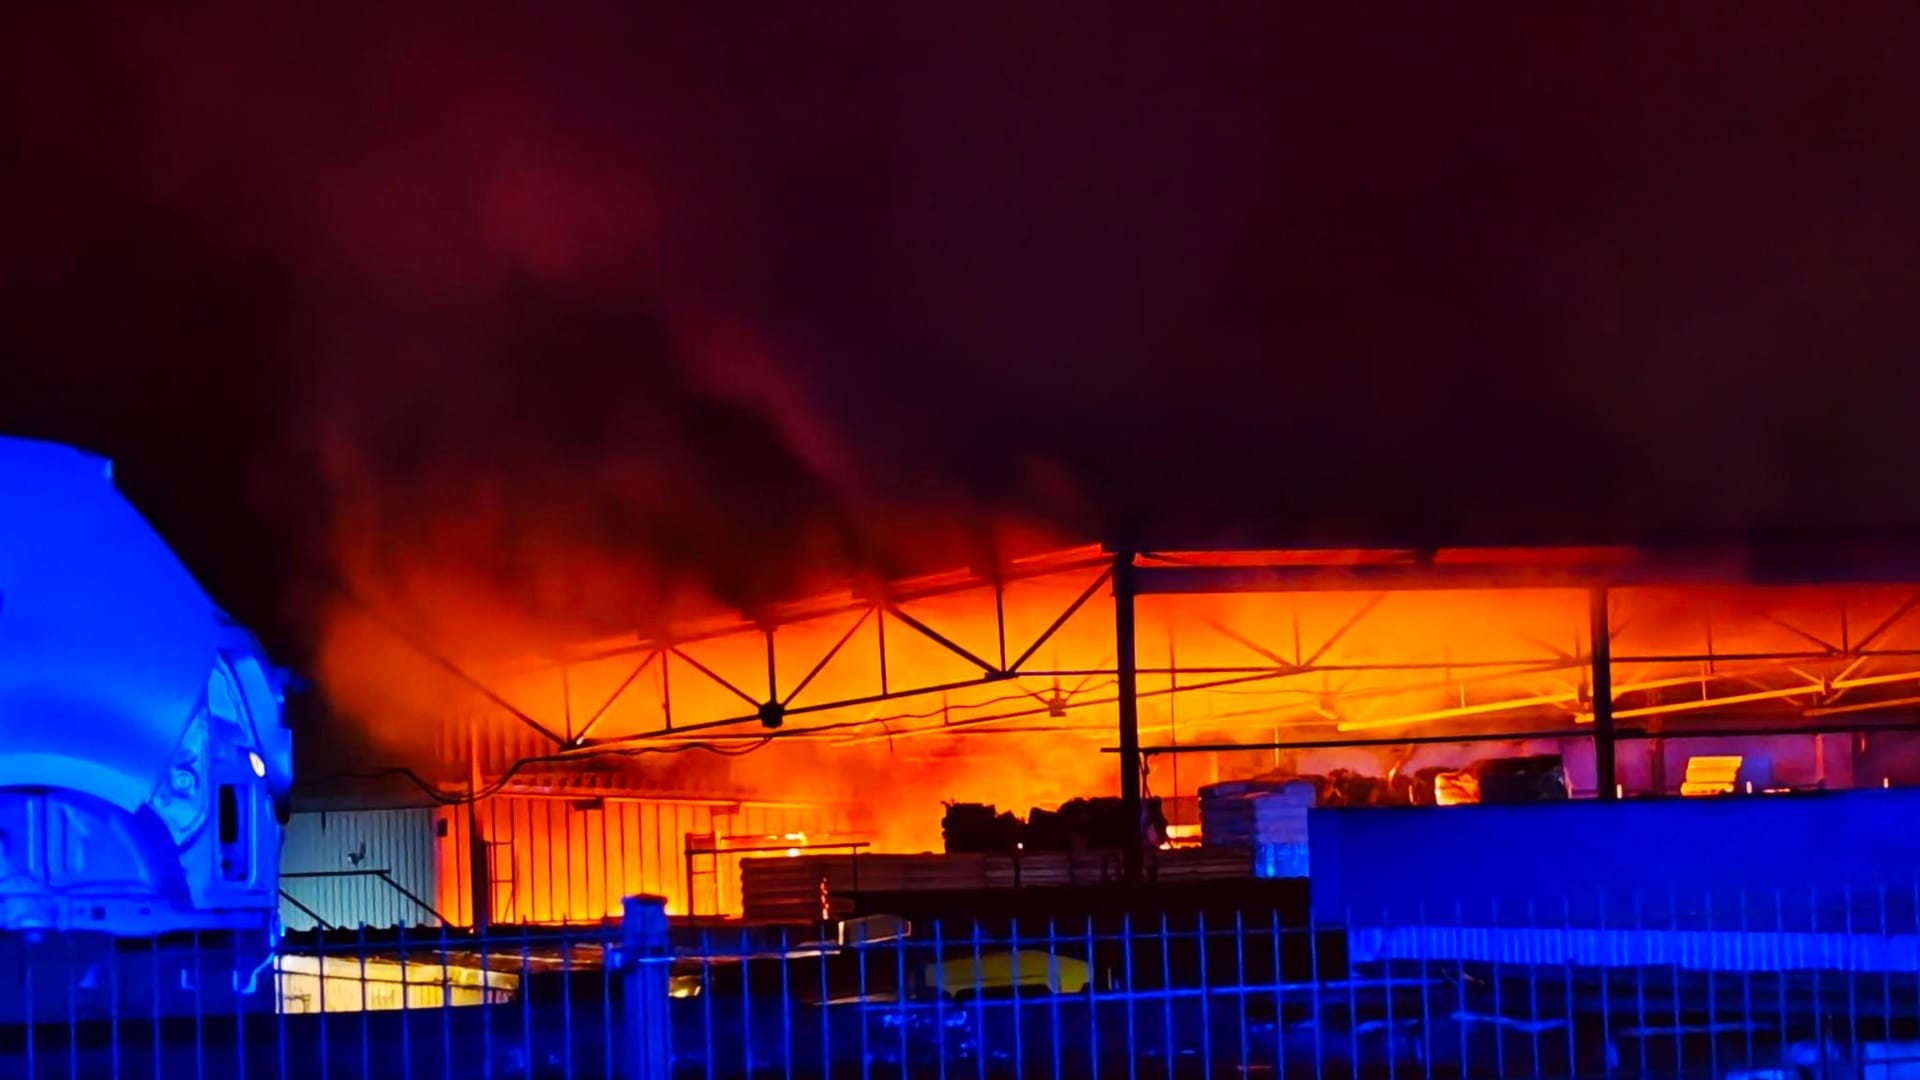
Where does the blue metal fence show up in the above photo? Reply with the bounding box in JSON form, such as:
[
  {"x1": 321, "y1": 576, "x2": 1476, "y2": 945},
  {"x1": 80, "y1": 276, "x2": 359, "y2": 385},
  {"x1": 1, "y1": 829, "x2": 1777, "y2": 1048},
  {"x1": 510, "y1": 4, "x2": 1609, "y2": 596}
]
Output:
[{"x1": 10, "y1": 884, "x2": 1920, "y2": 1077}]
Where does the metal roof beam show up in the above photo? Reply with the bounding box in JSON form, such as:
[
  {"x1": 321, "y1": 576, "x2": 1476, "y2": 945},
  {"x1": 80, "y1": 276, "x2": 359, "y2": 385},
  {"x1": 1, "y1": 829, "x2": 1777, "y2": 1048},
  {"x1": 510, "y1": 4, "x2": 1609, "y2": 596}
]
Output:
[{"x1": 1133, "y1": 557, "x2": 1920, "y2": 595}]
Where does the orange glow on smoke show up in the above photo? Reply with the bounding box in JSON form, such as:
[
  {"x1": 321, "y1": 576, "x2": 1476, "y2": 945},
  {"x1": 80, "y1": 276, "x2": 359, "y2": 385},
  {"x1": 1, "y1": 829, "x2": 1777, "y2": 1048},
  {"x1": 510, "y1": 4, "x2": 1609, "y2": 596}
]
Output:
[{"x1": 316, "y1": 543, "x2": 1920, "y2": 921}]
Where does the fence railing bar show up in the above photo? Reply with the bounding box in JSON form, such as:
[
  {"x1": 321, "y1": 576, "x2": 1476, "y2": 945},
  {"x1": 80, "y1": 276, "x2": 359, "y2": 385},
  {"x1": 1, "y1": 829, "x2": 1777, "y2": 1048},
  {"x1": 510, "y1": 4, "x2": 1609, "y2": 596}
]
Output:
[{"x1": 35, "y1": 882, "x2": 1920, "y2": 1077}]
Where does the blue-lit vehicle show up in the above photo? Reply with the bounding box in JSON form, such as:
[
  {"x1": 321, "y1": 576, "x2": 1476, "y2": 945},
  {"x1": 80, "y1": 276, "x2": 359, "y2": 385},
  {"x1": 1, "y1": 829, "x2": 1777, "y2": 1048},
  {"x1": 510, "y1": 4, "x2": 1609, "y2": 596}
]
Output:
[{"x1": 0, "y1": 437, "x2": 291, "y2": 1014}]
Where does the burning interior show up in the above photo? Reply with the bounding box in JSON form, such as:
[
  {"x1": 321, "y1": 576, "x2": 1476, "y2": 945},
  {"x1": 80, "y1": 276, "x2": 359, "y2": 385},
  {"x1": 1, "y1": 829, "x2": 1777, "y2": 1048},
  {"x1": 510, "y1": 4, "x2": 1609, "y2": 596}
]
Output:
[{"x1": 300, "y1": 542, "x2": 1920, "y2": 923}]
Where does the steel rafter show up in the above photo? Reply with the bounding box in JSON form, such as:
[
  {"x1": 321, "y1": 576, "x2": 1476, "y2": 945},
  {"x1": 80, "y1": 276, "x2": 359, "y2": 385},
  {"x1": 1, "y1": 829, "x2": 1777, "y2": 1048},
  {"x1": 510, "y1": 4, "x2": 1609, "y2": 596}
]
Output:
[
  {"x1": 570, "y1": 650, "x2": 659, "y2": 744},
  {"x1": 780, "y1": 607, "x2": 874, "y2": 708},
  {"x1": 1008, "y1": 566, "x2": 1113, "y2": 672},
  {"x1": 667, "y1": 646, "x2": 761, "y2": 709},
  {"x1": 563, "y1": 640, "x2": 1920, "y2": 750},
  {"x1": 880, "y1": 603, "x2": 999, "y2": 676},
  {"x1": 550, "y1": 549, "x2": 1113, "y2": 669},
  {"x1": 433, "y1": 546, "x2": 1920, "y2": 793}
]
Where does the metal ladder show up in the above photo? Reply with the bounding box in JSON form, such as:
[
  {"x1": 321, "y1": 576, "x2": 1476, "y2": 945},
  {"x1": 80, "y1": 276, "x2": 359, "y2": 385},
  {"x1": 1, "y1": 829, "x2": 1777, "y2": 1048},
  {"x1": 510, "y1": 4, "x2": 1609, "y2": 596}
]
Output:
[{"x1": 484, "y1": 839, "x2": 517, "y2": 923}]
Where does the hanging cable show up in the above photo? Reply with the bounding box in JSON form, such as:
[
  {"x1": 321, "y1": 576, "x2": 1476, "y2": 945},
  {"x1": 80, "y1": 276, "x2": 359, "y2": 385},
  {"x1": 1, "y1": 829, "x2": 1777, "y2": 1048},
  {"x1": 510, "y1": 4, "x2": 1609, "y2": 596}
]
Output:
[{"x1": 308, "y1": 738, "x2": 776, "y2": 805}]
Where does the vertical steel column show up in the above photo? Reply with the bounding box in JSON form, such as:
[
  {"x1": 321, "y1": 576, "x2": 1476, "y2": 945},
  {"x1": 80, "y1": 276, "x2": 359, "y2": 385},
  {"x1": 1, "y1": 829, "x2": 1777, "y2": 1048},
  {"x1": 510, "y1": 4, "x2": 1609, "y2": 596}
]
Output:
[
  {"x1": 1114, "y1": 550, "x2": 1144, "y2": 883},
  {"x1": 468, "y1": 717, "x2": 492, "y2": 930},
  {"x1": 621, "y1": 895, "x2": 672, "y2": 1079},
  {"x1": 1590, "y1": 586, "x2": 1617, "y2": 800}
]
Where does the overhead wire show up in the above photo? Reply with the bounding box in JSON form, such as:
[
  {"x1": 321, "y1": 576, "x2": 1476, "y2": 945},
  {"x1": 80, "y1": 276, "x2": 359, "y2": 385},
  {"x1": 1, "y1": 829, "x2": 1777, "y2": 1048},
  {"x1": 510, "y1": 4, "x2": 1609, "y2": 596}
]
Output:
[{"x1": 310, "y1": 738, "x2": 775, "y2": 806}]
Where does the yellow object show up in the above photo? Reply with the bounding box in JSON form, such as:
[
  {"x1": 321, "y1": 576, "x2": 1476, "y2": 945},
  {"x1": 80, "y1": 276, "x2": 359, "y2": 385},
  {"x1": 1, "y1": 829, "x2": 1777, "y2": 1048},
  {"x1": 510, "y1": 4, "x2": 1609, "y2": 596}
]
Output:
[
  {"x1": 1434, "y1": 771, "x2": 1478, "y2": 805},
  {"x1": 923, "y1": 950, "x2": 1090, "y2": 997},
  {"x1": 274, "y1": 954, "x2": 517, "y2": 1013},
  {"x1": 1681, "y1": 755, "x2": 1743, "y2": 797}
]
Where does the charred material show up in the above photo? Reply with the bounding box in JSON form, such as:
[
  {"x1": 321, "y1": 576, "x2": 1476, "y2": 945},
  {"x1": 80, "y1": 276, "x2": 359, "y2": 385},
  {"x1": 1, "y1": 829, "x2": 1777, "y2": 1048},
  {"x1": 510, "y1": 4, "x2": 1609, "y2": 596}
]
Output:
[
  {"x1": 1026, "y1": 797, "x2": 1165, "y2": 852},
  {"x1": 1310, "y1": 769, "x2": 1392, "y2": 808},
  {"x1": 1390, "y1": 765, "x2": 1454, "y2": 806},
  {"x1": 940, "y1": 802, "x2": 1022, "y2": 853},
  {"x1": 1434, "y1": 754, "x2": 1571, "y2": 806},
  {"x1": 1204, "y1": 755, "x2": 1572, "y2": 817},
  {"x1": 940, "y1": 797, "x2": 1167, "y2": 854}
]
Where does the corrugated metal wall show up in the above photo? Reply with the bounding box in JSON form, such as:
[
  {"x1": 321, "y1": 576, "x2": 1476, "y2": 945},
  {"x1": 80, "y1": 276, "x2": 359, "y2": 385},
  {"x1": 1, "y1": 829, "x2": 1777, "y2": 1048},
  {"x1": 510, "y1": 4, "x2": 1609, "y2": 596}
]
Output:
[
  {"x1": 280, "y1": 808, "x2": 444, "y2": 931},
  {"x1": 435, "y1": 796, "x2": 848, "y2": 923}
]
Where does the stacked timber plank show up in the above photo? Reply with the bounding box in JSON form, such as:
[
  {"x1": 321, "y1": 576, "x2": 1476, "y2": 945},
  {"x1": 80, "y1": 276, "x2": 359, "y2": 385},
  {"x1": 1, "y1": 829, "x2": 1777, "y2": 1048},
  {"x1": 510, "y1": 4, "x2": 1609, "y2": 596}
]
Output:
[
  {"x1": 738, "y1": 854, "x2": 983, "y2": 922},
  {"x1": 740, "y1": 847, "x2": 1255, "y2": 922},
  {"x1": 1146, "y1": 845, "x2": 1258, "y2": 881},
  {"x1": 1198, "y1": 777, "x2": 1316, "y2": 879}
]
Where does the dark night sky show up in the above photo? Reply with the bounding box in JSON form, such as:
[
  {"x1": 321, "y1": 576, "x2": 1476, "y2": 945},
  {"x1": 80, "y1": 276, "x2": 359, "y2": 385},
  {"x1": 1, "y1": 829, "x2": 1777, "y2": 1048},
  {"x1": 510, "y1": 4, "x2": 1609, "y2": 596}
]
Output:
[{"x1": 7, "y1": 4, "x2": 1920, "y2": 661}]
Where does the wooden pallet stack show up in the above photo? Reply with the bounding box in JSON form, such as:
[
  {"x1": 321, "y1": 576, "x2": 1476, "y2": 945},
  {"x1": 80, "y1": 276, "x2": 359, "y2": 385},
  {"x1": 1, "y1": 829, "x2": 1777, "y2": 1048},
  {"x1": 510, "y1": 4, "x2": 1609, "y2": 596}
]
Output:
[
  {"x1": 1198, "y1": 777, "x2": 1316, "y2": 879},
  {"x1": 739, "y1": 847, "x2": 1256, "y2": 922}
]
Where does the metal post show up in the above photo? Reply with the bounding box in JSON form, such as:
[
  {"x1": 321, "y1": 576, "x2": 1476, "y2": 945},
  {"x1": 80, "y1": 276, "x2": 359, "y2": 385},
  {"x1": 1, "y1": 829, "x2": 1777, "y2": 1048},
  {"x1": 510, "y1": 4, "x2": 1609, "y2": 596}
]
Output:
[
  {"x1": 621, "y1": 894, "x2": 672, "y2": 1080},
  {"x1": 1591, "y1": 586, "x2": 1617, "y2": 800},
  {"x1": 468, "y1": 717, "x2": 492, "y2": 930},
  {"x1": 1114, "y1": 550, "x2": 1144, "y2": 882}
]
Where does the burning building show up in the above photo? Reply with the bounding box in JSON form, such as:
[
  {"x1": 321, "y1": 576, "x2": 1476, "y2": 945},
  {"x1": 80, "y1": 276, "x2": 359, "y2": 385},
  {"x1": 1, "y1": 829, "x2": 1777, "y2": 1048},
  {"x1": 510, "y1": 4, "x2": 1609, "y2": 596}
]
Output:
[{"x1": 285, "y1": 538, "x2": 1920, "y2": 928}]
